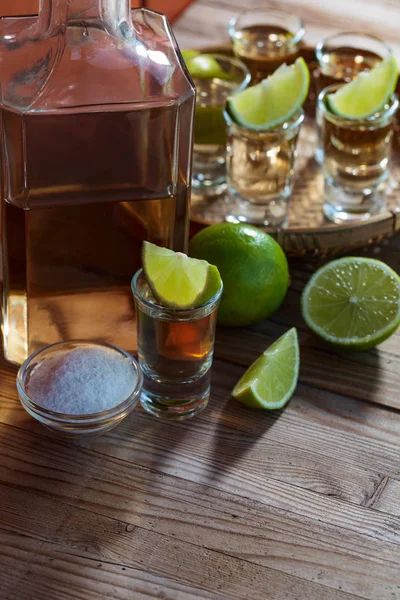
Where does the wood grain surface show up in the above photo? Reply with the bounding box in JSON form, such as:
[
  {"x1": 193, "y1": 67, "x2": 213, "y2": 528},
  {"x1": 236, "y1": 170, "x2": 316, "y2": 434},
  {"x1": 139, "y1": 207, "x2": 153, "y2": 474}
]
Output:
[{"x1": 1, "y1": 1, "x2": 400, "y2": 599}]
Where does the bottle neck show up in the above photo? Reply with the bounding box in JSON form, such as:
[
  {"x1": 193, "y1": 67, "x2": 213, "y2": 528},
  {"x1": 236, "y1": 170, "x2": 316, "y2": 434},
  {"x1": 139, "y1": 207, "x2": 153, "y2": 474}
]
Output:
[{"x1": 38, "y1": 0, "x2": 132, "y2": 32}]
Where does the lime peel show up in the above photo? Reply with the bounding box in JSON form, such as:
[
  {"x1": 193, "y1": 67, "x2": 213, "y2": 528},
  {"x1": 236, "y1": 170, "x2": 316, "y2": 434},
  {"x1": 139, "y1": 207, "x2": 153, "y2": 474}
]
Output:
[
  {"x1": 327, "y1": 56, "x2": 399, "y2": 119},
  {"x1": 227, "y1": 57, "x2": 310, "y2": 130},
  {"x1": 142, "y1": 241, "x2": 221, "y2": 310},
  {"x1": 185, "y1": 54, "x2": 233, "y2": 80},
  {"x1": 301, "y1": 257, "x2": 400, "y2": 350},
  {"x1": 232, "y1": 328, "x2": 299, "y2": 409}
]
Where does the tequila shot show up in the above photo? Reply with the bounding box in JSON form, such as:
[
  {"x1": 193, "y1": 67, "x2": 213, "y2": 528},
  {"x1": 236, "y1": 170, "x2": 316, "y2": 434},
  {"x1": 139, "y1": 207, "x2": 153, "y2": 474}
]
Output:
[
  {"x1": 315, "y1": 32, "x2": 392, "y2": 162},
  {"x1": 192, "y1": 54, "x2": 250, "y2": 196},
  {"x1": 132, "y1": 269, "x2": 222, "y2": 420},
  {"x1": 319, "y1": 84, "x2": 398, "y2": 223},
  {"x1": 229, "y1": 9, "x2": 304, "y2": 84},
  {"x1": 224, "y1": 109, "x2": 304, "y2": 227}
]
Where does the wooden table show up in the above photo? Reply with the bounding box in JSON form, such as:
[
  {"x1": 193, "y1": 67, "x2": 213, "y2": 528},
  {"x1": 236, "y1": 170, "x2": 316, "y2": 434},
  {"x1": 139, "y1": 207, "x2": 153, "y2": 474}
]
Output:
[{"x1": 1, "y1": 2, "x2": 400, "y2": 599}]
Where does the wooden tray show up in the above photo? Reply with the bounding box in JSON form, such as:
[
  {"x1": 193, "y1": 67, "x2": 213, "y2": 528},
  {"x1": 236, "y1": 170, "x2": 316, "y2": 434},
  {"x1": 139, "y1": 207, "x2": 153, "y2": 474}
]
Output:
[{"x1": 189, "y1": 46, "x2": 400, "y2": 258}]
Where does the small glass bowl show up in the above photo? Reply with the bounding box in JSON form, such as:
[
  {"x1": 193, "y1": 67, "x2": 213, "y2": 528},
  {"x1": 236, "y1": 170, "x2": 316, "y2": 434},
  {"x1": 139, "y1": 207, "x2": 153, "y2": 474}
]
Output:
[{"x1": 16, "y1": 341, "x2": 143, "y2": 437}]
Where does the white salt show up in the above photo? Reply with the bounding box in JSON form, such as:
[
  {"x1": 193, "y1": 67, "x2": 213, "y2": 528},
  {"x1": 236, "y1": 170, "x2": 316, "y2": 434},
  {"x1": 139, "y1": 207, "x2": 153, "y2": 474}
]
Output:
[{"x1": 27, "y1": 345, "x2": 137, "y2": 415}]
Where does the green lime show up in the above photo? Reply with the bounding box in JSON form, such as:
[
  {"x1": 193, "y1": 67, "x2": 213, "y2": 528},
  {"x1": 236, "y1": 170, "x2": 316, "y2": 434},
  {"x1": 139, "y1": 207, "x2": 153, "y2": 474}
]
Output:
[
  {"x1": 189, "y1": 223, "x2": 289, "y2": 327},
  {"x1": 232, "y1": 328, "x2": 299, "y2": 409},
  {"x1": 327, "y1": 56, "x2": 399, "y2": 118},
  {"x1": 301, "y1": 257, "x2": 400, "y2": 350},
  {"x1": 227, "y1": 57, "x2": 310, "y2": 130},
  {"x1": 182, "y1": 49, "x2": 200, "y2": 61},
  {"x1": 185, "y1": 54, "x2": 233, "y2": 81},
  {"x1": 142, "y1": 242, "x2": 221, "y2": 309}
]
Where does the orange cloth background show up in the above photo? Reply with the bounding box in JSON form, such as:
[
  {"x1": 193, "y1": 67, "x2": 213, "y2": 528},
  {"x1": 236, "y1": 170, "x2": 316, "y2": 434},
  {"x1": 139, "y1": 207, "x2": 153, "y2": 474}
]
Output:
[{"x1": 0, "y1": 1, "x2": 192, "y2": 22}]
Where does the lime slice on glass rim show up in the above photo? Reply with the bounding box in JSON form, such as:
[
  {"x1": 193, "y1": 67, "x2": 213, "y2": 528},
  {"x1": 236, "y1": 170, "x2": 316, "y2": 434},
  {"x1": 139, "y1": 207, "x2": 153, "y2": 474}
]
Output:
[
  {"x1": 327, "y1": 56, "x2": 399, "y2": 119},
  {"x1": 227, "y1": 57, "x2": 310, "y2": 130},
  {"x1": 184, "y1": 54, "x2": 233, "y2": 81},
  {"x1": 232, "y1": 328, "x2": 299, "y2": 409},
  {"x1": 182, "y1": 49, "x2": 200, "y2": 61},
  {"x1": 301, "y1": 257, "x2": 400, "y2": 350},
  {"x1": 142, "y1": 241, "x2": 221, "y2": 310}
]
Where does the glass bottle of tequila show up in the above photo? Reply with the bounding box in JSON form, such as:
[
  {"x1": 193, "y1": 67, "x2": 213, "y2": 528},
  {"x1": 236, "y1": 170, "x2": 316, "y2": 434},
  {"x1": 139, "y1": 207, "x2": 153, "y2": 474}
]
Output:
[{"x1": 0, "y1": 0, "x2": 195, "y2": 364}]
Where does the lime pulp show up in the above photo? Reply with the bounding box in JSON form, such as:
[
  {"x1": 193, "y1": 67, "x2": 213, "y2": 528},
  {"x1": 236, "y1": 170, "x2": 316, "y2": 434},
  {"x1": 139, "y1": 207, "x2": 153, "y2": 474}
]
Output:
[
  {"x1": 227, "y1": 57, "x2": 310, "y2": 130},
  {"x1": 327, "y1": 56, "x2": 399, "y2": 119},
  {"x1": 142, "y1": 241, "x2": 221, "y2": 310},
  {"x1": 301, "y1": 257, "x2": 400, "y2": 350},
  {"x1": 232, "y1": 328, "x2": 299, "y2": 409}
]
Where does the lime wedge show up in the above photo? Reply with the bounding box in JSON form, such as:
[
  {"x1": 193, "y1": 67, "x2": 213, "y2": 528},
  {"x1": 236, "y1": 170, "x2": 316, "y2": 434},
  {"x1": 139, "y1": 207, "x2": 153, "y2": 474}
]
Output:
[
  {"x1": 182, "y1": 49, "x2": 200, "y2": 61},
  {"x1": 185, "y1": 54, "x2": 233, "y2": 81},
  {"x1": 301, "y1": 257, "x2": 400, "y2": 350},
  {"x1": 227, "y1": 58, "x2": 310, "y2": 130},
  {"x1": 232, "y1": 328, "x2": 299, "y2": 409},
  {"x1": 142, "y1": 242, "x2": 221, "y2": 309},
  {"x1": 197, "y1": 265, "x2": 222, "y2": 306},
  {"x1": 327, "y1": 56, "x2": 399, "y2": 118}
]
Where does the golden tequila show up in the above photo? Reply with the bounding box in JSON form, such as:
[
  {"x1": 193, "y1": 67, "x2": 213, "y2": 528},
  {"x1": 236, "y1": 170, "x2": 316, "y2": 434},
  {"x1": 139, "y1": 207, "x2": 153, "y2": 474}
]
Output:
[{"x1": 319, "y1": 85, "x2": 398, "y2": 222}]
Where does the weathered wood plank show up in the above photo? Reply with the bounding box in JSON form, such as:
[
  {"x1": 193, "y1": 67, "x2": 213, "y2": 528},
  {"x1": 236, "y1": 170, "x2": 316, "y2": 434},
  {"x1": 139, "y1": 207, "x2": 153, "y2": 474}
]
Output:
[
  {"x1": 0, "y1": 531, "x2": 222, "y2": 600},
  {"x1": 0, "y1": 525, "x2": 364, "y2": 600},
  {"x1": 371, "y1": 478, "x2": 400, "y2": 518},
  {"x1": 214, "y1": 322, "x2": 400, "y2": 411},
  {"x1": 1, "y1": 442, "x2": 400, "y2": 599},
  {"x1": 0, "y1": 420, "x2": 399, "y2": 549},
  {"x1": 1, "y1": 355, "x2": 400, "y2": 508},
  {"x1": 0, "y1": 384, "x2": 383, "y2": 507},
  {"x1": 3, "y1": 336, "x2": 400, "y2": 482},
  {"x1": 208, "y1": 362, "x2": 400, "y2": 479}
]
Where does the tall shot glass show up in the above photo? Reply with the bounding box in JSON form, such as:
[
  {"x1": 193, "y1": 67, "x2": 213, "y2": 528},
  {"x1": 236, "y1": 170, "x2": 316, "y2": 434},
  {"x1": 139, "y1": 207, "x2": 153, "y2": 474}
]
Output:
[
  {"x1": 319, "y1": 84, "x2": 399, "y2": 223},
  {"x1": 192, "y1": 54, "x2": 250, "y2": 197},
  {"x1": 224, "y1": 109, "x2": 304, "y2": 227},
  {"x1": 132, "y1": 270, "x2": 223, "y2": 420},
  {"x1": 315, "y1": 32, "x2": 392, "y2": 93},
  {"x1": 315, "y1": 32, "x2": 392, "y2": 163},
  {"x1": 229, "y1": 9, "x2": 304, "y2": 85}
]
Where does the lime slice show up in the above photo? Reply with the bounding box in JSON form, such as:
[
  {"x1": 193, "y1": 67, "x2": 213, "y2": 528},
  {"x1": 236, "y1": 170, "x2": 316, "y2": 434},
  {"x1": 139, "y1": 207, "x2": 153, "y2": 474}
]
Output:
[
  {"x1": 301, "y1": 257, "x2": 400, "y2": 350},
  {"x1": 327, "y1": 56, "x2": 399, "y2": 118},
  {"x1": 227, "y1": 57, "x2": 309, "y2": 130},
  {"x1": 142, "y1": 242, "x2": 221, "y2": 309},
  {"x1": 197, "y1": 265, "x2": 222, "y2": 306},
  {"x1": 182, "y1": 49, "x2": 200, "y2": 61},
  {"x1": 186, "y1": 54, "x2": 233, "y2": 81},
  {"x1": 232, "y1": 328, "x2": 299, "y2": 409}
]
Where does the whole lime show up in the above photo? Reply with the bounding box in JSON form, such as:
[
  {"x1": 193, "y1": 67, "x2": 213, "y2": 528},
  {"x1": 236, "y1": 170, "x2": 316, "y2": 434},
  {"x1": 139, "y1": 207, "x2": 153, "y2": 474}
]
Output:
[{"x1": 189, "y1": 223, "x2": 289, "y2": 326}]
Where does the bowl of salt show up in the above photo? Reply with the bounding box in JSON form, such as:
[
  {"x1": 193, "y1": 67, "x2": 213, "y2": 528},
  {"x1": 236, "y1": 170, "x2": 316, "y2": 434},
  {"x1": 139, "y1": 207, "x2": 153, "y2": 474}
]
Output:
[{"x1": 17, "y1": 341, "x2": 143, "y2": 437}]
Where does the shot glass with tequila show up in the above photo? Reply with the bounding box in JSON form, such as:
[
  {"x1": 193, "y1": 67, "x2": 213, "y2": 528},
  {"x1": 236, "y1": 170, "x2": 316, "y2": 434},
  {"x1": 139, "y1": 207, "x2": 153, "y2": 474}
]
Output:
[
  {"x1": 315, "y1": 33, "x2": 392, "y2": 162},
  {"x1": 229, "y1": 9, "x2": 304, "y2": 84},
  {"x1": 191, "y1": 55, "x2": 250, "y2": 196},
  {"x1": 316, "y1": 32, "x2": 392, "y2": 91},
  {"x1": 319, "y1": 84, "x2": 398, "y2": 222},
  {"x1": 132, "y1": 269, "x2": 222, "y2": 420},
  {"x1": 224, "y1": 109, "x2": 304, "y2": 227}
]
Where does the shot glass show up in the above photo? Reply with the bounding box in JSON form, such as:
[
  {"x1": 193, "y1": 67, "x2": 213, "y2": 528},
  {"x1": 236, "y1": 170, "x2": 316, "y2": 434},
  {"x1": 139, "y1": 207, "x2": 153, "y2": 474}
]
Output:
[
  {"x1": 228, "y1": 9, "x2": 304, "y2": 84},
  {"x1": 131, "y1": 269, "x2": 223, "y2": 420},
  {"x1": 316, "y1": 32, "x2": 392, "y2": 93},
  {"x1": 192, "y1": 54, "x2": 250, "y2": 197},
  {"x1": 224, "y1": 109, "x2": 304, "y2": 227},
  {"x1": 315, "y1": 33, "x2": 392, "y2": 162},
  {"x1": 319, "y1": 84, "x2": 399, "y2": 223}
]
